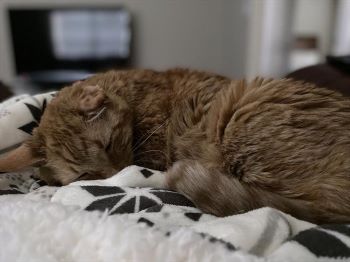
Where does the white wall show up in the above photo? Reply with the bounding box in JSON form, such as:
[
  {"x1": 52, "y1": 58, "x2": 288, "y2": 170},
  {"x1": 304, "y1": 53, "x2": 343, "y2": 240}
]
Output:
[
  {"x1": 0, "y1": 0, "x2": 249, "y2": 84},
  {"x1": 245, "y1": 0, "x2": 336, "y2": 78},
  {"x1": 245, "y1": 0, "x2": 295, "y2": 78},
  {"x1": 293, "y1": 0, "x2": 334, "y2": 56},
  {"x1": 332, "y1": 0, "x2": 350, "y2": 55}
]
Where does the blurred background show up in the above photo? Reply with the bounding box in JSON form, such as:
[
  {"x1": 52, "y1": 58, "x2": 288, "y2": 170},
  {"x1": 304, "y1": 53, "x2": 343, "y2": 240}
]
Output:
[{"x1": 0, "y1": 0, "x2": 349, "y2": 96}]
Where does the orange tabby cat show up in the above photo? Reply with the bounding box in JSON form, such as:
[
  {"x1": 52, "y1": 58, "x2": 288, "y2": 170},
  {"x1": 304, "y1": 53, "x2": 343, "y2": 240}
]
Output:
[{"x1": 1, "y1": 68, "x2": 350, "y2": 224}]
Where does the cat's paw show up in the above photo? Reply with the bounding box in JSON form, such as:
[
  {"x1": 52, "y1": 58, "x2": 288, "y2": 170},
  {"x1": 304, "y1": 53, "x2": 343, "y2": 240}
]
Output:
[{"x1": 78, "y1": 85, "x2": 106, "y2": 112}]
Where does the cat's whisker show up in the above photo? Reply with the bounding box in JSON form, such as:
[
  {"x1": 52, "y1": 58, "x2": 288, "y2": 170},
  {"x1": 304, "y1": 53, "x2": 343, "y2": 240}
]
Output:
[
  {"x1": 132, "y1": 129, "x2": 152, "y2": 151},
  {"x1": 132, "y1": 122, "x2": 166, "y2": 152},
  {"x1": 132, "y1": 122, "x2": 166, "y2": 151},
  {"x1": 87, "y1": 107, "x2": 107, "y2": 122}
]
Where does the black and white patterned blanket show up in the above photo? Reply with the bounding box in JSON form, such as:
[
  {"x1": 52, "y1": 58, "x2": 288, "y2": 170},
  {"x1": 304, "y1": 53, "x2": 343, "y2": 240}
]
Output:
[{"x1": 1, "y1": 93, "x2": 350, "y2": 262}]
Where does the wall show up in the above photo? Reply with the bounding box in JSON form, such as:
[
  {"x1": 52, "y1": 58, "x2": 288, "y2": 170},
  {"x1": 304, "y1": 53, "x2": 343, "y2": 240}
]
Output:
[
  {"x1": 293, "y1": 0, "x2": 335, "y2": 56},
  {"x1": 245, "y1": 0, "x2": 336, "y2": 78},
  {"x1": 245, "y1": 0, "x2": 295, "y2": 78},
  {"x1": 332, "y1": 0, "x2": 350, "y2": 55},
  {"x1": 0, "y1": 0, "x2": 249, "y2": 85}
]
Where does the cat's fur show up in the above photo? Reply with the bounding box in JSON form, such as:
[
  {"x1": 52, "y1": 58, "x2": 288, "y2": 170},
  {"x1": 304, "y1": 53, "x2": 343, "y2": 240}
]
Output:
[{"x1": 1, "y1": 68, "x2": 350, "y2": 224}]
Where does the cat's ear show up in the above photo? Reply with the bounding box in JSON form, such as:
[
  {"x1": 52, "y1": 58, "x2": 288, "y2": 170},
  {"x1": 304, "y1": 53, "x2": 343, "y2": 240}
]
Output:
[
  {"x1": 0, "y1": 131, "x2": 46, "y2": 172},
  {"x1": 78, "y1": 85, "x2": 107, "y2": 122},
  {"x1": 78, "y1": 85, "x2": 106, "y2": 112}
]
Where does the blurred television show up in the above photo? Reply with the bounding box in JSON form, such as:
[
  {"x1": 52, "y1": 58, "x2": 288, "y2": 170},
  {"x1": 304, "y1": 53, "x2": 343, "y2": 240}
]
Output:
[{"x1": 7, "y1": 6, "x2": 132, "y2": 91}]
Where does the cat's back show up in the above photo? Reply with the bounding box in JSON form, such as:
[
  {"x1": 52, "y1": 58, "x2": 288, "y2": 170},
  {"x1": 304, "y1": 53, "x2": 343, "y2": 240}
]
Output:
[
  {"x1": 166, "y1": 68, "x2": 231, "y2": 100},
  {"x1": 208, "y1": 78, "x2": 350, "y2": 221},
  {"x1": 212, "y1": 78, "x2": 350, "y2": 176}
]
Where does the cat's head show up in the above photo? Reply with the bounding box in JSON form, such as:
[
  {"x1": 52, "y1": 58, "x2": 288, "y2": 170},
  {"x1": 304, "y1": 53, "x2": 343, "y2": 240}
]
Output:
[{"x1": 0, "y1": 82, "x2": 133, "y2": 185}]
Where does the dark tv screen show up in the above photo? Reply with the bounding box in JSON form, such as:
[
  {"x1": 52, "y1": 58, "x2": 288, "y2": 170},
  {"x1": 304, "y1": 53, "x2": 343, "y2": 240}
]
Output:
[{"x1": 8, "y1": 7, "x2": 132, "y2": 75}]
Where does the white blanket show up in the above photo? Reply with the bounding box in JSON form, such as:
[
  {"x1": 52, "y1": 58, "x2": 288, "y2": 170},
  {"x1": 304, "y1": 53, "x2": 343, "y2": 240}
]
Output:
[{"x1": 1, "y1": 93, "x2": 350, "y2": 262}]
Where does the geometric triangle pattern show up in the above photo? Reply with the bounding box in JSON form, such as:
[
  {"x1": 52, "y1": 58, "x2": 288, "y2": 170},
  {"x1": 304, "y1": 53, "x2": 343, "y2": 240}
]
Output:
[
  {"x1": 81, "y1": 186, "x2": 195, "y2": 215},
  {"x1": 18, "y1": 100, "x2": 48, "y2": 135},
  {"x1": 0, "y1": 91, "x2": 55, "y2": 152}
]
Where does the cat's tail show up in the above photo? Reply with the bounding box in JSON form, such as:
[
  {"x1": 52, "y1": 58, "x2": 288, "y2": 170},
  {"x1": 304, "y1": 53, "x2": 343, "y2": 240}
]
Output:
[{"x1": 166, "y1": 160, "x2": 319, "y2": 222}]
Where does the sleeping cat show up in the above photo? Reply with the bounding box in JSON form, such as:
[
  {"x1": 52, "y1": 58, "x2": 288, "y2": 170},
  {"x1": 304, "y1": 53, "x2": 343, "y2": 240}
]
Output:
[{"x1": 1, "y1": 68, "x2": 350, "y2": 224}]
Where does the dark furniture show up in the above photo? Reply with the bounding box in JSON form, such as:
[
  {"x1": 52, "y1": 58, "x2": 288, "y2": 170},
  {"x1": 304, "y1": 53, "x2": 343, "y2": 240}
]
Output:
[
  {"x1": 0, "y1": 81, "x2": 13, "y2": 102},
  {"x1": 286, "y1": 56, "x2": 350, "y2": 96}
]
